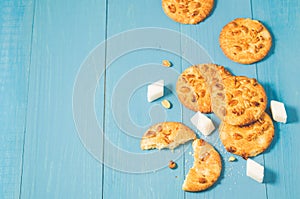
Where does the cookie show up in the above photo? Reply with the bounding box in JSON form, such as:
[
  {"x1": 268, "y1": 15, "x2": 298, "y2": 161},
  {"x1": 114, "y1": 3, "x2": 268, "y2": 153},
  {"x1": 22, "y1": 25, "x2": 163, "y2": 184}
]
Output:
[
  {"x1": 220, "y1": 76, "x2": 267, "y2": 126},
  {"x1": 140, "y1": 122, "x2": 196, "y2": 150},
  {"x1": 219, "y1": 18, "x2": 272, "y2": 64},
  {"x1": 219, "y1": 112, "x2": 274, "y2": 159},
  {"x1": 176, "y1": 64, "x2": 231, "y2": 113},
  {"x1": 162, "y1": 0, "x2": 214, "y2": 24},
  {"x1": 176, "y1": 66, "x2": 211, "y2": 112},
  {"x1": 182, "y1": 139, "x2": 222, "y2": 192},
  {"x1": 196, "y1": 63, "x2": 231, "y2": 116}
]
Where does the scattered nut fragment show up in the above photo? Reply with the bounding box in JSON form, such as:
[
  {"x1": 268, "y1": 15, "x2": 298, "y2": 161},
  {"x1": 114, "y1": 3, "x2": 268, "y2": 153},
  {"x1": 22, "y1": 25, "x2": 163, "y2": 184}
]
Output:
[
  {"x1": 161, "y1": 99, "x2": 171, "y2": 109},
  {"x1": 228, "y1": 156, "x2": 236, "y2": 162},
  {"x1": 162, "y1": 60, "x2": 172, "y2": 67},
  {"x1": 169, "y1": 160, "x2": 177, "y2": 169}
]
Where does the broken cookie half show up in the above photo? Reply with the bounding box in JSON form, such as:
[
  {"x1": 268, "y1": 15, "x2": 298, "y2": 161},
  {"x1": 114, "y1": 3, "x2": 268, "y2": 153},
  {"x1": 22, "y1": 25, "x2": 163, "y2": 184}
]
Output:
[
  {"x1": 182, "y1": 139, "x2": 222, "y2": 192},
  {"x1": 140, "y1": 122, "x2": 196, "y2": 150}
]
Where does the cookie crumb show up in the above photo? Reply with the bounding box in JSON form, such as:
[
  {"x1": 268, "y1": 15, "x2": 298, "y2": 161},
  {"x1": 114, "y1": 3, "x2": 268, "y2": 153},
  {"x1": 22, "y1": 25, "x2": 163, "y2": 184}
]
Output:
[
  {"x1": 169, "y1": 160, "x2": 177, "y2": 169},
  {"x1": 228, "y1": 156, "x2": 236, "y2": 162}
]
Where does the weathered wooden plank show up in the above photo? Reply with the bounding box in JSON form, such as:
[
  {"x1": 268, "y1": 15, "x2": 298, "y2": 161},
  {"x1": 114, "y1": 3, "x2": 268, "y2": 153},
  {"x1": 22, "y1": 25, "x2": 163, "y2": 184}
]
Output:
[
  {"x1": 0, "y1": 0, "x2": 34, "y2": 198},
  {"x1": 102, "y1": 0, "x2": 186, "y2": 198},
  {"x1": 4, "y1": 0, "x2": 299, "y2": 198},
  {"x1": 252, "y1": 0, "x2": 300, "y2": 198},
  {"x1": 20, "y1": 0, "x2": 106, "y2": 198}
]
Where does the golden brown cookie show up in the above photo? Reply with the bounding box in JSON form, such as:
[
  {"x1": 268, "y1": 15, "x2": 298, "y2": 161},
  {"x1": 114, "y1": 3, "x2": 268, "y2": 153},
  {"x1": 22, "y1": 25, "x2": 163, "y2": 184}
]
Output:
[
  {"x1": 162, "y1": 0, "x2": 214, "y2": 24},
  {"x1": 219, "y1": 112, "x2": 274, "y2": 159},
  {"x1": 140, "y1": 122, "x2": 196, "y2": 150},
  {"x1": 219, "y1": 18, "x2": 272, "y2": 64},
  {"x1": 176, "y1": 64, "x2": 231, "y2": 113},
  {"x1": 220, "y1": 76, "x2": 267, "y2": 126},
  {"x1": 182, "y1": 139, "x2": 222, "y2": 192},
  {"x1": 176, "y1": 66, "x2": 210, "y2": 112}
]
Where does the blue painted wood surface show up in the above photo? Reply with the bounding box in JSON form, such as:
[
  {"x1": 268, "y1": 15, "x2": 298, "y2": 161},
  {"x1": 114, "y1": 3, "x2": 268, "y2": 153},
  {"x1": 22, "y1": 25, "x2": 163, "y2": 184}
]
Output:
[
  {"x1": 1, "y1": 0, "x2": 300, "y2": 198},
  {"x1": 0, "y1": 0, "x2": 34, "y2": 198}
]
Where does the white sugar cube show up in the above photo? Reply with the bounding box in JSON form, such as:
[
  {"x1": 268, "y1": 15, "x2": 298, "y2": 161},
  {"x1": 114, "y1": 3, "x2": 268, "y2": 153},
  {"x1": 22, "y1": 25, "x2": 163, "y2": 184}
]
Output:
[
  {"x1": 246, "y1": 158, "x2": 264, "y2": 183},
  {"x1": 190, "y1": 112, "x2": 215, "y2": 136},
  {"x1": 147, "y1": 80, "x2": 164, "y2": 102},
  {"x1": 270, "y1": 100, "x2": 287, "y2": 123}
]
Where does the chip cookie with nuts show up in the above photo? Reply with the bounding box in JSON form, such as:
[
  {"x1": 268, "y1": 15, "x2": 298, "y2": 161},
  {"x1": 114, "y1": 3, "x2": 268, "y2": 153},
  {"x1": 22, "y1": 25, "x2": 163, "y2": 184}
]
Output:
[
  {"x1": 162, "y1": 0, "x2": 214, "y2": 24},
  {"x1": 182, "y1": 139, "x2": 222, "y2": 192},
  {"x1": 219, "y1": 18, "x2": 272, "y2": 64},
  {"x1": 176, "y1": 64, "x2": 231, "y2": 113},
  {"x1": 140, "y1": 122, "x2": 196, "y2": 150},
  {"x1": 219, "y1": 112, "x2": 274, "y2": 159},
  {"x1": 220, "y1": 76, "x2": 267, "y2": 126}
]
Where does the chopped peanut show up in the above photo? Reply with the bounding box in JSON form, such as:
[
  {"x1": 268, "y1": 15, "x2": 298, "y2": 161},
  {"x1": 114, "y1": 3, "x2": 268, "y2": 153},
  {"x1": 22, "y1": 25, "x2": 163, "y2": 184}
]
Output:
[
  {"x1": 169, "y1": 160, "x2": 177, "y2": 169},
  {"x1": 228, "y1": 156, "x2": 236, "y2": 162},
  {"x1": 162, "y1": 60, "x2": 172, "y2": 67},
  {"x1": 161, "y1": 99, "x2": 171, "y2": 109}
]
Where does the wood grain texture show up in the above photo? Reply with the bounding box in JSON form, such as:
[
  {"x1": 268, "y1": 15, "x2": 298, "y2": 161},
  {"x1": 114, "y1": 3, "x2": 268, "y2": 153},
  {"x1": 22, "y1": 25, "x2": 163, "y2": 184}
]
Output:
[
  {"x1": 20, "y1": 0, "x2": 106, "y2": 198},
  {"x1": 252, "y1": 0, "x2": 300, "y2": 198},
  {"x1": 103, "y1": 1, "x2": 185, "y2": 198},
  {"x1": 0, "y1": 0, "x2": 299, "y2": 198},
  {"x1": 0, "y1": 0, "x2": 34, "y2": 198}
]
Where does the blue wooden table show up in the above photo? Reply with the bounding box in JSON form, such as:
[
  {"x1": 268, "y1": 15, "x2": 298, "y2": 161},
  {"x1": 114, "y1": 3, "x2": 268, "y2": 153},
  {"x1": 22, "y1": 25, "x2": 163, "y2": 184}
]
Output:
[{"x1": 1, "y1": 0, "x2": 300, "y2": 198}]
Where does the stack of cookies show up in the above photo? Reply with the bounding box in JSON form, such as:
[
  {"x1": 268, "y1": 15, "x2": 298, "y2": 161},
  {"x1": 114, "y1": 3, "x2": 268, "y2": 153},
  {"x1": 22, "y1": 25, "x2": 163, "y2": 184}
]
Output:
[
  {"x1": 176, "y1": 63, "x2": 274, "y2": 159},
  {"x1": 165, "y1": 1, "x2": 274, "y2": 160},
  {"x1": 141, "y1": 63, "x2": 275, "y2": 192},
  {"x1": 215, "y1": 74, "x2": 274, "y2": 159}
]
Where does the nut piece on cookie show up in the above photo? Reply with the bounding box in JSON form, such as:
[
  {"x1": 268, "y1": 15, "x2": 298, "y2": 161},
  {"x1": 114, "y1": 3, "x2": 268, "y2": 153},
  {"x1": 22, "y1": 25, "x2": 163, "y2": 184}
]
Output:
[
  {"x1": 140, "y1": 122, "x2": 196, "y2": 150},
  {"x1": 182, "y1": 139, "x2": 222, "y2": 192},
  {"x1": 147, "y1": 80, "x2": 164, "y2": 102},
  {"x1": 270, "y1": 100, "x2": 287, "y2": 123},
  {"x1": 246, "y1": 158, "x2": 264, "y2": 183},
  {"x1": 162, "y1": 0, "x2": 215, "y2": 24},
  {"x1": 219, "y1": 18, "x2": 272, "y2": 64},
  {"x1": 190, "y1": 111, "x2": 215, "y2": 136}
]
